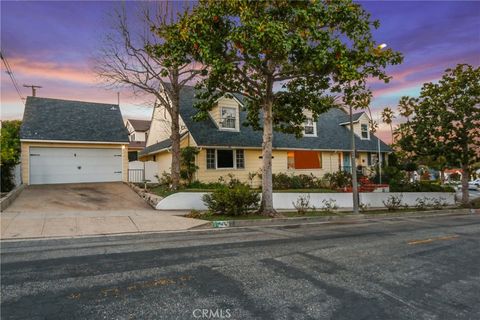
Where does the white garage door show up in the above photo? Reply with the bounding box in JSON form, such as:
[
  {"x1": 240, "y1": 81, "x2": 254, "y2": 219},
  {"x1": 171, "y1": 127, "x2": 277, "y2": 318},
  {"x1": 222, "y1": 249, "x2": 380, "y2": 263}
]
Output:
[{"x1": 29, "y1": 147, "x2": 123, "y2": 185}]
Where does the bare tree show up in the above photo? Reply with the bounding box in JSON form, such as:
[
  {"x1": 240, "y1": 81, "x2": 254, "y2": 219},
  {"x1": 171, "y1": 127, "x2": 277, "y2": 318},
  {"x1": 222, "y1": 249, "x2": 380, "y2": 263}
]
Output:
[{"x1": 95, "y1": 1, "x2": 202, "y2": 190}]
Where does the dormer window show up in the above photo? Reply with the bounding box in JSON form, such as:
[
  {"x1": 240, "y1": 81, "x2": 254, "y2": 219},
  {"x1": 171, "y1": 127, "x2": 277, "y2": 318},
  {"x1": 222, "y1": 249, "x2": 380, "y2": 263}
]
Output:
[
  {"x1": 220, "y1": 107, "x2": 237, "y2": 130},
  {"x1": 361, "y1": 123, "x2": 369, "y2": 139},
  {"x1": 303, "y1": 118, "x2": 317, "y2": 137}
]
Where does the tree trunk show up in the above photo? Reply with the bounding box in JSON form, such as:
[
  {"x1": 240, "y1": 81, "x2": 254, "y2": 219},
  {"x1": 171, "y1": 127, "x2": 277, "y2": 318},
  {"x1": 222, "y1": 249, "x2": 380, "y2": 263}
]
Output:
[
  {"x1": 390, "y1": 124, "x2": 394, "y2": 145},
  {"x1": 440, "y1": 169, "x2": 445, "y2": 185},
  {"x1": 461, "y1": 164, "x2": 469, "y2": 205},
  {"x1": 170, "y1": 94, "x2": 181, "y2": 190},
  {"x1": 350, "y1": 105, "x2": 359, "y2": 214},
  {"x1": 260, "y1": 98, "x2": 276, "y2": 216}
]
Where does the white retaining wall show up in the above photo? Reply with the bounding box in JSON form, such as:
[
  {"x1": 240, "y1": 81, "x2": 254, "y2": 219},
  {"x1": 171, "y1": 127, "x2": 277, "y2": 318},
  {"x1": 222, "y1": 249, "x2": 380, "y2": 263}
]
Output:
[{"x1": 156, "y1": 192, "x2": 456, "y2": 210}]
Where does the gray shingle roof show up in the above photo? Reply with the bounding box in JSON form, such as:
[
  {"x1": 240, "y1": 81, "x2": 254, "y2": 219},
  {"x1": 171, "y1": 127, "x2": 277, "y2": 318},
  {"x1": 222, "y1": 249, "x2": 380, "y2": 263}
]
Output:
[
  {"x1": 337, "y1": 111, "x2": 364, "y2": 125},
  {"x1": 139, "y1": 138, "x2": 173, "y2": 157},
  {"x1": 127, "y1": 119, "x2": 150, "y2": 132},
  {"x1": 21, "y1": 96, "x2": 129, "y2": 143},
  {"x1": 179, "y1": 86, "x2": 391, "y2": 152}
]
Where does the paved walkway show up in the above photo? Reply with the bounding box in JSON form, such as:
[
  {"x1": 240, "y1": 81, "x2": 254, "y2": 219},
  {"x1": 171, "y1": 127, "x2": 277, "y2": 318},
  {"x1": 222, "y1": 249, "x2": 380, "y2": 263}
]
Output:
[{"x1": 0, "y1": 210, "x2": 207, "y2": 240}]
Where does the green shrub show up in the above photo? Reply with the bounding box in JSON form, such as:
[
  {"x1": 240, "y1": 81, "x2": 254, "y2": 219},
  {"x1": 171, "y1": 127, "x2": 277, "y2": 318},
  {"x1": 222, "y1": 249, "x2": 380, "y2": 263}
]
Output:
[
  {"x1": 180, "y1": 147, "x2": 199, "y2": 184},
  {"x1": 383, "y1": 195, "x2": 403, "y2": 211},
  {"x1": 1, "y1": 164, "x2": 15, "y2": 192},
  {"x1": 202, "y1": 181, "x2": 260, "y2": 216},
  {"x1": 272, "y1": 173, "x2": 325, "y2": 189},
  {"x1": 292, "y1": 194, "x2": 313, "y2": 214},
  {"x1": 390, "y1": 181, "x2": 454, "y2": 192},
  {"x1": 156, "y1": 171, "x2": 172, "y2": 186},
  {"x1": 321, "y1": 198, "x2": 338, "y2": 212},
  {"x1": 187, "y1": 180, "x2": 225, "y2": 189},
  {"x1": 323, "y1": 171, "x2": 352, "y2": 189}
]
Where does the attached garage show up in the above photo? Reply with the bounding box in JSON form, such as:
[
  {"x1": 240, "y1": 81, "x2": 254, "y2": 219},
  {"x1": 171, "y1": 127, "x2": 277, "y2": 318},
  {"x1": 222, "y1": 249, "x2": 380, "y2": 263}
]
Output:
[
  {"x1": 29, "y1": 147, "x2": 123, "y2": 185},
  {"x1": 20, "y1": 97, "x2": 130, "y2": 185}
]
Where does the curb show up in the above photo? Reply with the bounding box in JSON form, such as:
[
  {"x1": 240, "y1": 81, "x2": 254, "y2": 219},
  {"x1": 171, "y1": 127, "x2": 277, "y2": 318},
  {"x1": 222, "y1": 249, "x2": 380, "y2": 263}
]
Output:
[
  {"x1": 0, "y1": 184, "x2": 25, "y2": 212},
  {"x1": 207, "y1": 208, "x2": 477, "y2": 229}
]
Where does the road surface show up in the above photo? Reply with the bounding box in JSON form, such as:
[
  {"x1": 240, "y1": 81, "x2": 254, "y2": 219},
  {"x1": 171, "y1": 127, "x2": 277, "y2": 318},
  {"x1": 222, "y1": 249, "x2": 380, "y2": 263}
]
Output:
[{"x1": 1, "y1": 214, "x2": 479, "y2": 320}]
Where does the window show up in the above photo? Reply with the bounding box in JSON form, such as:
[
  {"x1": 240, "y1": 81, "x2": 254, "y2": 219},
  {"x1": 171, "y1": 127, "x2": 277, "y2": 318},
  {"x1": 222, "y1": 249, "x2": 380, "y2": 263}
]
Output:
[
  {"x1": 131, "y1": 133, "x2": 136, "y2": 141},
  {"x1": 207, "y1": 149, "x2": 216, "y2": 169},
  {"x1": 221, "y1": 107, "x2": 237, "y2": 129},
  {"x1": 206, "y1": 149, "x2": 245, "y2": 169},
  {"x1": 236, "y1": 150, "x2": 245, "y2": 168},
  {"x1": 303, "y1": 118, "x2": 316, "y2": 136},
  {"x1": 361, "y1": 124, "x2": 369, "y2": 139},
  {"x1": 217, "y1": 150, "x2": 234, "y2": 168},
  {"x1": 287, "y1": 151, "x2": 322, "y2": 169}
]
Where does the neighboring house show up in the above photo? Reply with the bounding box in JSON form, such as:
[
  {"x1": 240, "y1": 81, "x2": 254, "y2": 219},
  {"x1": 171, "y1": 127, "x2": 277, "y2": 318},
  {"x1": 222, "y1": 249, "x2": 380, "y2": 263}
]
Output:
[
  {"x1": 139, "y1": 85, "x2": 391, "y2": 186},
  {"x1": 125, "y1": 119, "x2": 150, "y2": 161},
  {"x1": 20, "y1": 96, "x2": 129, "y2": 185}
]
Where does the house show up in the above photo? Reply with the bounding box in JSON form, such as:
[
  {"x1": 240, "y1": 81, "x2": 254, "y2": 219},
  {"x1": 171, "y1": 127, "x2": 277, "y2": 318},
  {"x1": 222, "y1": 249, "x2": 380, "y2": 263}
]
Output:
[
  {"x1": 139, "y1": 86, "x2": 391, "y2": 185},
  {"x1": 125, "y1": 119, "x2": 150, "y2": 161},
  {"x1": 20, "y1": 96, "x2": 129, "y2": 185}
]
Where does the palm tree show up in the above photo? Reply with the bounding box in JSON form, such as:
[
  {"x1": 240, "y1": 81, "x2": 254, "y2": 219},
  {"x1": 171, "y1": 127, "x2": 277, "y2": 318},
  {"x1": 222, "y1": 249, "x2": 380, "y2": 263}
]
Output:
[
  {"x1": 381, "y1": 107, "x2": 395, "y2": 144},
  {"x1": 398, "y1": 96, "x2": 415, "y2": 122}
]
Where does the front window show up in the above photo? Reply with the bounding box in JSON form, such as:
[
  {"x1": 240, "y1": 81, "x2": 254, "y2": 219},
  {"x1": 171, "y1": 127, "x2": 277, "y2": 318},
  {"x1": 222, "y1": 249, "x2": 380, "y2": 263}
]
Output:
[
  {"x1": 361, "y1": 124, "x2": 369, "y2": 139},
  {"x1": 217, "y1": 150, "x2": 234, "y2": 168},
  {"x1": 236, "y1": 150, "x2": 245, "y2": 169},
  {"x1": 303, "y1": 118, "x2": 316, "y2": 136},
  {"x1": 207, "y1": 149, "x2": 216, "y2": 169},
  {"x1": 221, "y1": 107, "x2": 236, "y2": 129},
  {"x1": 206, "y1": 149, "x2": 245, "y2": 169},
  {"x1": 287, "y1": 151, "x2": 322, "y2": 169}
]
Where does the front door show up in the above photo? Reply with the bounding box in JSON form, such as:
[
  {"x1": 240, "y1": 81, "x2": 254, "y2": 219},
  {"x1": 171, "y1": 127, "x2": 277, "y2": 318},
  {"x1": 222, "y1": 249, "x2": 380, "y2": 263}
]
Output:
[{"x1": 342, "y1": 152, "x2": 351, "y2": 173}]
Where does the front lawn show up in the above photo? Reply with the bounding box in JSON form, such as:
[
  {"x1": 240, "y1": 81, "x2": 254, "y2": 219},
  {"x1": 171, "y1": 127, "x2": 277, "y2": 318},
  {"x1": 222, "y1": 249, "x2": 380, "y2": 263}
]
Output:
[
  {"x1": 198, "y1": 210, "x2": 342, "y2": 221},
  {"x1": 196, "y1": 206, "x2": 456, "y2": 221}
]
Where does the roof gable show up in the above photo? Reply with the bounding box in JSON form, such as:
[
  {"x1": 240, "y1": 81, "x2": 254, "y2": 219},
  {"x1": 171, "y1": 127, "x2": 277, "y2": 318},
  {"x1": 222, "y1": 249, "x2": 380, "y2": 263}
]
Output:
[{"x1": 20, "y1": 96, "x2": 129, "y2": 143}]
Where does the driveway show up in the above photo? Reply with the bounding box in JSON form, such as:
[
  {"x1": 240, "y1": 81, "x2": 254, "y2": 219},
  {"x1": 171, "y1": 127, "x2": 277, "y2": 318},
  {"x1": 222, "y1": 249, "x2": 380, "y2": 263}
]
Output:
[{"x1": 1, "y1": 183, "x2": 207, "y2": 240}]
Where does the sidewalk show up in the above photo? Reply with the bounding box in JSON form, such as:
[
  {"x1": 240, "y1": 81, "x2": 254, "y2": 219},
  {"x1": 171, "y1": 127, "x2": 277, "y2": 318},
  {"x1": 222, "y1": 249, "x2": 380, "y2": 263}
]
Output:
[{"x1": 0, "y1": 210, "x2": 207, "y2": 240}]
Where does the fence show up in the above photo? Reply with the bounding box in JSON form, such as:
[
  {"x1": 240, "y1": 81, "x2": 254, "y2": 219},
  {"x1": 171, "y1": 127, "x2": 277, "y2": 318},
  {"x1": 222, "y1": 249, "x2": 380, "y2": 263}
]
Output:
[{"x1": 128, "y1": 161, "x2": 158, "y2": 183}]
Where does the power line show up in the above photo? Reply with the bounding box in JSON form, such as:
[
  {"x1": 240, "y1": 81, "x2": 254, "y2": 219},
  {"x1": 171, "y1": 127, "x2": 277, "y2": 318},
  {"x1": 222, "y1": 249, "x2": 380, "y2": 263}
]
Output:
[{"x1": 0, "y1": 50, "x2": 25, "y2": 104}]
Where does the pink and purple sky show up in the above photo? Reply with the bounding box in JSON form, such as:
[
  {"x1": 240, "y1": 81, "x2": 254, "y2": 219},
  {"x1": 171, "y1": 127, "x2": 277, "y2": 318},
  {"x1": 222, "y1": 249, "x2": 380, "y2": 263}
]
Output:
[{"x1": 1, "y1": 1, "x2": 479, "y2": 143}]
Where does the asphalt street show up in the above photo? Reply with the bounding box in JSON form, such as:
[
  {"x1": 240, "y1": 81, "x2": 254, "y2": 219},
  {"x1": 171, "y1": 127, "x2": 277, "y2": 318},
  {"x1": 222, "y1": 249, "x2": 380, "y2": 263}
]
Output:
[{"x1": 1, "y1": 214, "x2": 479, "y2": 320}]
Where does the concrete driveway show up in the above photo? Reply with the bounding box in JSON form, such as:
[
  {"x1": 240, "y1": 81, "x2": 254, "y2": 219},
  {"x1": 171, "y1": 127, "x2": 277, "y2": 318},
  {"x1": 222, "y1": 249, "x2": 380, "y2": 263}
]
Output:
[{"x1": 1, "y1": 183, "x2": 207, "y2": 240}]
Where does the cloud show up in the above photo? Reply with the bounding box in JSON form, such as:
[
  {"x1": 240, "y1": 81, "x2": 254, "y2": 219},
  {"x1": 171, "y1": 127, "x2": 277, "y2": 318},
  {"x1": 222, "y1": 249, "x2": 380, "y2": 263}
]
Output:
[{"x1": 6, "y1": 57, "x2": 95, "y2": 85}]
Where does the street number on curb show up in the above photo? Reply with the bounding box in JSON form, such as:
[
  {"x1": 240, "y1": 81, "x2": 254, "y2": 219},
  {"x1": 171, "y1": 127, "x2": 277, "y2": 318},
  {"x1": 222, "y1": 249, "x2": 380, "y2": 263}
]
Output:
[{"x1": 212, "y1": 221, "x2": 230, "y2": 228}]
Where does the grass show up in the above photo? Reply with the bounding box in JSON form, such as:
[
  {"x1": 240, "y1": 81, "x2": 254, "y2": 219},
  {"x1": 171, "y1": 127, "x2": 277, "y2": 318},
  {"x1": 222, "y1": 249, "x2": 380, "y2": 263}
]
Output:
[
  {"x1": 198, "y1": 210, "x2": 341, "y2": 221},
  {"x1": 196, "y1": 206, "x2": 456, "y2": 221}
]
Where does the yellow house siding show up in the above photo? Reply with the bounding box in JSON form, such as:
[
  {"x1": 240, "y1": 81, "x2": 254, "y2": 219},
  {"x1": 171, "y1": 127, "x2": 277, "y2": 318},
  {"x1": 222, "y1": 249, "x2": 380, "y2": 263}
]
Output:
[
  {"x1": 157, "y1": 152, "x2": 172, "y2": 176},
  {"x1": 20, "y1": 141, "x2": 128, "y2": 185},
  {"x1": 195, "y1": 149, "x2": 342, "y2": 186}
]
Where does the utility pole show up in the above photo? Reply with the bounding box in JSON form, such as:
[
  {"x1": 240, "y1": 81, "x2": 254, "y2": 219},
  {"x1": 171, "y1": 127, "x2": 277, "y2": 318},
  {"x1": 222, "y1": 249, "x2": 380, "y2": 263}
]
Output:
[
  {"x1": 23, "y1": 84, "x2": 42, "y2": 97},
  {"x1": 349, "y1": 104, "x2": 360, "y2": 214}
]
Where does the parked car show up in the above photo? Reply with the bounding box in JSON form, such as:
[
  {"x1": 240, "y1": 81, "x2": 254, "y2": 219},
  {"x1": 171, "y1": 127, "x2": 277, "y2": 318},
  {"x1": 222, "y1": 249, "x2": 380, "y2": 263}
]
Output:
[
  {"x1": 470, "y1": 178, "x2": 480, "y2": 186},
  {"x1": 468, "y1": 179, "x2": 480, "y2": 190}
]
